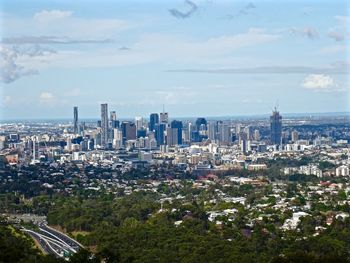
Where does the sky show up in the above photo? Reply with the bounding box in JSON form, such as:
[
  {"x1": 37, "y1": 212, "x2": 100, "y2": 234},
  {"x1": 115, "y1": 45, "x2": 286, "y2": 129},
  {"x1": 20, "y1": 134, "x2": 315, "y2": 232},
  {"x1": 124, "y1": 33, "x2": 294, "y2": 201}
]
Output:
[{"x1": 0, "y1": 0, "x2": 349, "y2": 119}]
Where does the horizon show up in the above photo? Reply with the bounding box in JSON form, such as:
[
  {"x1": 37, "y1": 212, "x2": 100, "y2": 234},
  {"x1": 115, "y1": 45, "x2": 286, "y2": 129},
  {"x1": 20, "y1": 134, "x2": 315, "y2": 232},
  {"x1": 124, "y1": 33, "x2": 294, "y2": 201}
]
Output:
[{"x1": 2, "y1": 110, "x2": 349, "y2": 122}]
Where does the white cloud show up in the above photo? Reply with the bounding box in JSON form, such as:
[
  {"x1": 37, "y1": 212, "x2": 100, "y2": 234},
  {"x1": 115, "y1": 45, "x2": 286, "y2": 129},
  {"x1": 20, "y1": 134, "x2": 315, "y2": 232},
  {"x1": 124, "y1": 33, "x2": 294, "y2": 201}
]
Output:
[
  {"x1": 327, "y1": 16, "x2": 349, "y2": 42},
  {"x1": 134, "y1": 28, "x2": 279, "y2": 60},
  {"x1": 39, "y1": 92, "x2": 55, "y2": 104},
  {"x1": 63, "y1": 88, "x2": 81, "y2": 97},
  {"x1": 302, "y1": 74, "x2": 343, "y2": 92},
  {"x1": 289, "y1": 27, "x2": 319, "y2": 39},
  {"x1": 12, "y1": 28, "x2": 280, "y2": 73},
  {"x1": 33, "y1": 10, "x2": 73, "y2": 22},
  {"x1": 328, "y1": 31, "x2": 345, "y2": 42},
  {"x1": 0, "y1": 45, "x2": 38, "y2": 83},
  {"x1": 3, "y1": 96, "x2": 12, "y2": 106},
  {"x1": 4, "y1": 9, "x2": 130, "y2": 40},
  {"x1": 334, "y1": 15, "x2": 350, "y2": 25},
  {"x1": 320, "y1": 45, "x2": 347, "y2": 54}
]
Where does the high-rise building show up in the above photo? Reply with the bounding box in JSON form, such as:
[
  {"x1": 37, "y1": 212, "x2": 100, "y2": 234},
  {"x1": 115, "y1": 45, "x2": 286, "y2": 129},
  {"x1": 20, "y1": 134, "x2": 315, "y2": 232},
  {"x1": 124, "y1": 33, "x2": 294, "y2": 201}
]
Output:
[
  {"x1": 244, "y1": 126, "x2": 252, "y2": 140},
  {"x1": 291, "y1": 131, "x2": 298, "y2": 142},
  {"x1": 135, "y1": 116, "x2": 144, "y2": 131},
  {"x1": 155, "y1": 123, "x2": 166, "y2": 145},
  {"x1": 170, "y1": 120, "x2": 183, "y2": 145},
  {"x1": 121, "y1": 122, "x2": 136, "y2": 142},
  {"x1": 73, "y1": 106, "x2": 78, "y2": 134},
  {"x1": 166, "y1": 127, "x2": 178, "y2": 146},
  {"x1": 270, "y1": 108, "x2": 282, "y2": 145},
  {"x1": 110, "y1": 111, "x2": 117, "y2": 121},
  {"x1": 207, "y1": 122, "x2": 217, "y2": 141},
  {"x1": 78, "y1": 122, "x2": 85, "y2": 134},
  {"x1": 253, "y1": 129, "x2": 260, "y2": 141},
  {"x1": 149, "y1": 113, "x2": 159, "y2": 132},
  {"x1": 109, "y1": 111, "x2": 119, "y2": 128},
  {"x1": 137, "y1": 128, "x2": 147, "y2": 138},
  {"x1": 190, "y1": 118, "x2": 207, "y2": 142},
  {"x1": 113, "y1": 129, "x2": 123, "y2": 149},
  {"x1": 101, "y1": 103, "x2": 109, "y2": 147},
  {"x1": 236, "y1": 124, "x2": 241, "y2": 135},
  {"x1": 160, "y1": 112, "x2": 168, "y2": 124},
  {"x1": 218, "y1": 122, "x2": 230, "y2": 145},
  {"x1": 195, "y1": 118, "x2": 207, "y2": 132}
]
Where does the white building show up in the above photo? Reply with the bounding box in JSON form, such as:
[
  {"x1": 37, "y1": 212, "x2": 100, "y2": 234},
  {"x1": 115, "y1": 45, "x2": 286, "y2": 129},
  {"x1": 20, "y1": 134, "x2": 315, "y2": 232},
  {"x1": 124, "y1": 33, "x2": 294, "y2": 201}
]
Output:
[{"x1": 336, "y1": 165, "x2": 349, "y2": 176}]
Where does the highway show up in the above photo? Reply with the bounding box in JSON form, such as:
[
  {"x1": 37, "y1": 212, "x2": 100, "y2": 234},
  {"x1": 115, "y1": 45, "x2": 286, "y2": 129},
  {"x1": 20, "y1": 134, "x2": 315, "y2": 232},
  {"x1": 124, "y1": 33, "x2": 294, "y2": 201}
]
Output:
[{"x1": 22, "y1": 223, "x2": 83, "y2": 259}]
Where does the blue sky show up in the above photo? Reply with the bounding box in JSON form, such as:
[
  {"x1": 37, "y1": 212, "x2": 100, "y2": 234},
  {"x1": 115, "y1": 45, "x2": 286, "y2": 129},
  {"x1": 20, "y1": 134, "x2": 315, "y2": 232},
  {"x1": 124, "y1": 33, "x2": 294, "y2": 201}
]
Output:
[{"x1": 1, "y1": 0, "x2": 349, "y2": 119}]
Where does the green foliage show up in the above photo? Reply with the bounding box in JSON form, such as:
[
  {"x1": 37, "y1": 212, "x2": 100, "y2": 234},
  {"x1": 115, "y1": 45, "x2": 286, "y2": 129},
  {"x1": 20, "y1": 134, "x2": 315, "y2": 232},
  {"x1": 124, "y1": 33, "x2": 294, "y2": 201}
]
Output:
[
  {"x1": 47, "y1": 191, "x2": 159, "y2": 232},
  {"x1": 319, "y1": 161, "x2": 336, "y2": 170}
]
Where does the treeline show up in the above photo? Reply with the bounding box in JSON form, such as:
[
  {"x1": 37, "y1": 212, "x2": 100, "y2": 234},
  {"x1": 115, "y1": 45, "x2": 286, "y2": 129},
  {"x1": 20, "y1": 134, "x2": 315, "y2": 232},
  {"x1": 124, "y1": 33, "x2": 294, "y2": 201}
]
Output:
[{"x1": 44, "y1": 192, "x2": 350, "y2": 263}]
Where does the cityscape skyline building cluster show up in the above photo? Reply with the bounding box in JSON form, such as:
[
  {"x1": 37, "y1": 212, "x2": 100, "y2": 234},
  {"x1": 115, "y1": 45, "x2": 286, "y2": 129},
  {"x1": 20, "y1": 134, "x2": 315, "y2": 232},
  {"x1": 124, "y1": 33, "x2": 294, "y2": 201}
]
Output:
[{"x1": 70, "y1": 103, "x2": 283, "y2": 152}]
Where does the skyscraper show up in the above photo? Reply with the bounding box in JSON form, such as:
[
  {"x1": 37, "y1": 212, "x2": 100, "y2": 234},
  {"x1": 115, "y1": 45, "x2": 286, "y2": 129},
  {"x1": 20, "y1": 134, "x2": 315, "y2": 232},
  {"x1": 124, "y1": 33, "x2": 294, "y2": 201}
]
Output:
[
  {"x1": 191, "y1": 118, "x2": 207, "y2": 142},
  {"x1": 110, "y1": 111, "x2": 119, "y2": 128},
  {"x1": 207, "y1": 122, "x2": 217, "y2": 141},
  {"x1": 166, "y1": 127, "x2": 178, "y2": 146},
  {"x1": 195, "y1": 118, "x2": 207, "y2": 132},
  {"x1": 253, "y1": 129, "x2": 260, "y2": 141},
  {"x1": 135, "y1": 116, "x2": 144, "y2": 130},
  {"x1": 155, "y1": 123, "x2": 166, "y2": 146},
  {"x1": 73, "y1": 106, "x2": 78, "y2": 134},
  {"x1": 121, "y1": 122, "x2": 137, "y2": 142},
  {"x1": 110, "y1": 111, "x2": 117, "y2": 121},
  {"x1": 149, "y1": 113, "x2": 159, "y2": 132},
  {"x1": 291, "y1": 130, "x2": 298, "y2": 142},
  {"x1": 170, "y1": 120, "x2": 183, "y2": 145},
  {"x1": 160, "y1": 112, "x2": 168, "y2": 124},
  {"x1": 218, "y1": 122, "x2": 230, "y2": 145},
  {"x1": 270, "y1": 108, "x2": 282, "y2": 145},
  {"x1": 101, "y1": 103, "x2": 109, "y2": 147}
]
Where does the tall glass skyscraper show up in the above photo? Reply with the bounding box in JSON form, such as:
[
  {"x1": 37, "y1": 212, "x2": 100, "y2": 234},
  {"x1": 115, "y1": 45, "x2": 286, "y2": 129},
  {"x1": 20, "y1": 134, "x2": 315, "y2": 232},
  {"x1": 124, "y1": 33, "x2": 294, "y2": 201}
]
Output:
[
  {"x1": 149, "y1": 113, "x2": 159, "y2": 132},
  {"x1": 73, "y1": 106, "x2": 78, "y2": 134},
  {"x1": 101, "y1": 103, "x2": 109, "y2": 147},
  {"x1": 170, "y1": 120, "x2": 183, "y2": 145},
  {"x1": 270, "y1": 108, "x2": 282, "y2": 145},
  {"x1": 155, "y1": 123, "x2": 166, "y2": 146}
]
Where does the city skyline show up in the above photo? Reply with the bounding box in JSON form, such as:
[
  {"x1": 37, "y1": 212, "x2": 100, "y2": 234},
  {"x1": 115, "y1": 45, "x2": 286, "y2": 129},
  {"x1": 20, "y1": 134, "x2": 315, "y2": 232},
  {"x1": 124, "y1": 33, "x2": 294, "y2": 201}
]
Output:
[
  {"x1": 2, "y1": 1, "x2": 350, "y2": 262},
  {"x1": 1, "y1": 0, "x2": 349, "y2": 119}
]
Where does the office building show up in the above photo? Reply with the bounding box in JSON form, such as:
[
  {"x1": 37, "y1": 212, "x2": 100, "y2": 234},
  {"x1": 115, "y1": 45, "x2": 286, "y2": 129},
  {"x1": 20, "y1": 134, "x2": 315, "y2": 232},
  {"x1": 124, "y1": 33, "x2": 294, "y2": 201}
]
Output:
[
  {"x1": 254, "y1": 129, "x2": 260, "y2": 141},
  {"x1": 244, "y1": 126, "x2": 252, "y2": 140},
  {"x1": 73, "y1": 106, "x2": 78, "y2": 134},
  {"x1": 170, "y1": 120, "x2": 183, "y2": 145},
  {"x1": 270, "y1": 108, "x2": 282, "y2": 145},
  {"x1": 135, "y1": 116, "x2": 144, "y2": 131},
  {"x1": 291, "y1": 131, "x2": 298, "y2": 142},
  {"x1": 113, "y1": 129, "x2": 123, "y2": 149},
  {"x1": 155, "y1": 123, "x2": 166, "y2": 145},
  {"x1": 149, "y1": 113, "x2": 159, "y2": 132},
  {"x1": 218, "y1": 122, "x2": 230, "y2": 145},
  {"x1": 207, "y1": 122, "x2": 217, "y2": 141},
  {"x1": 160, "y1": 112, "x2": 168, "y2": 124},
  {"x1": 137, "y1": 128, "x2": 147, "y2": 138},
  {"x1": 110, "y1": 111, "x2": 117, "y2": 121},
  {"x1": 195, "y1": 118, "x2": 207, "y2": 132},
  {"x1": 101, "y1": 103, "x2": 109, "y2": 147},
  {"x1": 121, "y1": 122, "x2": 137, "y2": 142},
  {"x1": 166, "y1": 127, "x2": 178, "y2": 146},
  {"x1": 109, "y1": 111, "x2": 119, "y2": 128}
]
